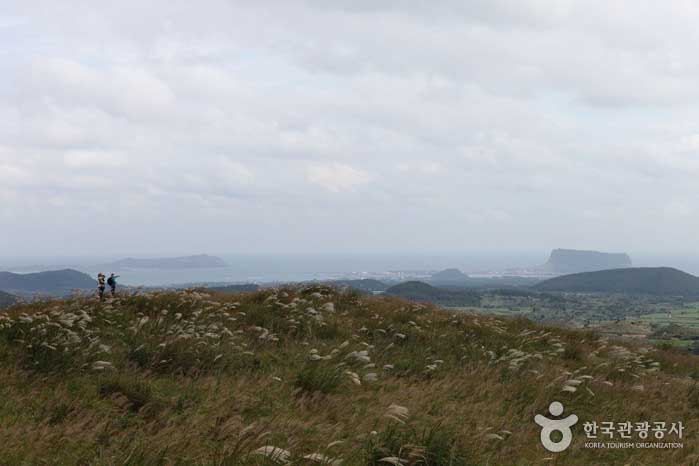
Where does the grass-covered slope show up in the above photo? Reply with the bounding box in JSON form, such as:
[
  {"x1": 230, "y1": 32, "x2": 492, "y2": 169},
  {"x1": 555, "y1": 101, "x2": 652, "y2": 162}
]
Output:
[
  {"x1": 534, "y1": 267, "x2": 699, "y2": 296},
  {"x1": 0, "y1": 287, "x2": 697, "y2": 464}
]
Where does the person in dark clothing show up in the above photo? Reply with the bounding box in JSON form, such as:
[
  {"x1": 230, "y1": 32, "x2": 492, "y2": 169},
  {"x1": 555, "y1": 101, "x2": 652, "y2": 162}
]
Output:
[
  {"x1": 97, "y1": 273, "x2": 106, "y2": 301},
  {"x1": 107, "y1": 273, "x2": 120, "y2": 296}
]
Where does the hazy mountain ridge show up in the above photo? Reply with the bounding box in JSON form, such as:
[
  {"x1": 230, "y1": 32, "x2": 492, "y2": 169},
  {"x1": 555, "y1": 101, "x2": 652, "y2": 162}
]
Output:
[
  {"x1": 0, "y1": 269, "x2": 95, "y2": 296},
  {"x1": 539, "y1": 248, "x2": 632, "y2": 274},
  {"x1": 534, "y1": 267, "x2": 699, "y2": 296}
]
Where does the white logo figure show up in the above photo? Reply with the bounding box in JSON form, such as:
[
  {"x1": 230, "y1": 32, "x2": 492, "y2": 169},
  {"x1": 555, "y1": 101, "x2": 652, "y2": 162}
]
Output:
[{"x1": 534, "y1": 401, "x2": 578, "y2": 452}]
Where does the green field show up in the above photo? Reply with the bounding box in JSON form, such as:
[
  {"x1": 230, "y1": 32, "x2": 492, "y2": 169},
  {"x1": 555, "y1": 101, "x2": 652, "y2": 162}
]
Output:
[
  {"x1": 456, "y1": 295, "x2": 535, "y2": 317},
  {"x1": 638, "y1": 307, "x2": 699, "y2": 328},
  {"x1": 448, "y1": 306, "x2": 532, "y2": 317},
  {"x1": 648, "y1": 338, "x2": 694, "y2": 348}
]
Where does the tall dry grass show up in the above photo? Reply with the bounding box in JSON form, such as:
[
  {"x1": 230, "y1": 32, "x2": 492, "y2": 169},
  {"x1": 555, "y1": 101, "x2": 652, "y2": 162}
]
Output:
[{"x1": 0, "y1": 286, "x2": 697, "y2": 464}]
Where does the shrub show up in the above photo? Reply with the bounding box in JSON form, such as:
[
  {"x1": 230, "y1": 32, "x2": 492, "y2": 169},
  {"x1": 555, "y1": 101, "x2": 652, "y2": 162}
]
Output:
[
  {"x1": 687, "y1": 384, "x2": 699, "y2": 411},
  {"x1": 99, "y1": 376, "x2": 155, "y2": 412},
  {"x1": 311, "y1": 319, "x2": 348, "y2": 341},
  {"x1": 127, "y1": 343, "x2": 153, "y2": 369},
  {"x1": 562, "y1": 344, "x2": 582, "y2": 361},
  {"x1": 655, "y1": 341, "x2": 674, "y2": 351},
  {"x1": 294, "y1": 363, "x2": 344, "y2": 394},
  {"x1": 47, "y1": 402, "x2": 73, "y2": 426},
  {"x1": 365, "y1": 420, "x2": 472, "y2": 465}
]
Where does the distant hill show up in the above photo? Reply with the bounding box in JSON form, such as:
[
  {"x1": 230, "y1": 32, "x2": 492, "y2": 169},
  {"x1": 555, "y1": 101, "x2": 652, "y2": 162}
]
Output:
[
  {"x1": 103, "y1": 254, "x2": 227, "y2": 270},
  {"x1": 428, "y1": 268, "x2": 469, "y2": 283},
  {"x1": 534, "y1": 267, "x2": 699, "y2": 296},
  {"x1": 207, "y1": 284, "x2": 259, "y2": 293},
  {"x1": 327, "y1": 279, "x2": 389, "y2": 292},
  {"x1": 0, "y1": 269, "x2": 95, "y2": 296},
  {"x1": 539, "y1": 248, "x2": 632, "y2": 274},
  {"x1": 0, "y1": 290, "x2": 17, "y2": 309},
  {"x1": 385, "y1": 281, "x2": 479, "y2": 306}
]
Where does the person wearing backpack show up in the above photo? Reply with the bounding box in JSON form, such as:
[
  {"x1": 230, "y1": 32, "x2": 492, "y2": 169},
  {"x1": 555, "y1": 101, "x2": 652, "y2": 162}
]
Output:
[
  {"x1": 97, "y1": 273, "x2": 106, "y2": 301},
  {"x1": 107, "y1": 273, "x2": 120, "y2": 296}
]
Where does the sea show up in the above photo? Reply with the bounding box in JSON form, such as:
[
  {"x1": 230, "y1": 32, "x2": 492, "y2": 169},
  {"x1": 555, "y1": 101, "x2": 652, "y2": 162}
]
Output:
[
  {"x1": 4, "y1": 253, "x2": 699, "y2": 288},
  {"x1": 3, "y1": 253, "x2": 541, "y2": 287}
]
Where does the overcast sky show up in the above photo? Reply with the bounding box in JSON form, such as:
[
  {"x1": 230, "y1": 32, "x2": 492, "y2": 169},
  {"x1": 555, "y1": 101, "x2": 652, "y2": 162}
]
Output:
[{"x1": 3, "y1": 1, "x2": 699, "y2": 259}]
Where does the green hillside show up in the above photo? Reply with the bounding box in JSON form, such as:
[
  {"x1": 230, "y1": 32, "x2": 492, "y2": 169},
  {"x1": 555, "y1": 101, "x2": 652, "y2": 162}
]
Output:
[
  {"x1": 0, "y1": 287, "x2": 697, "y2": 464},
  {"x1": 384, "y1": 281, "x2": 480, "y2": 306},
  {"x1": 534, "y1": 267, "x2": 699, "y2": 296},
  {"x1": 0, "y1": 269, "x2": 95, "y2": 296},
  {"x1": 0, "y1": 290, "x2": 17, "y2": 309}
]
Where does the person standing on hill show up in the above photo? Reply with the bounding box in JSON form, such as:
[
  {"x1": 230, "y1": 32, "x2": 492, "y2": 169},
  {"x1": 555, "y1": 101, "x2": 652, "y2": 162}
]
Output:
[
  {"x1": 97, "y1": 273, "x2": 106, "y2": 301},
  {"x1": 107, "y1": 273, "x2": 120, "y2": 296}
]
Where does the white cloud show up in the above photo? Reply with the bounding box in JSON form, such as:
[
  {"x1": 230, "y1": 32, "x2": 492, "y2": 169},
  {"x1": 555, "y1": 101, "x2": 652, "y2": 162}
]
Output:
[
  {"x1": 396, "y1": 161, "x2": 443, "y2": 174},
  {"x1": 216, "y1": 159, "x2": 254, "y2": 185},
  {"x1": 0, "y1": 162, "x2": 29, "y2": 184},
  {"x1": 306, "y1": 163, "x2": 372, "y2": 192},
  {"x1": 664, "y1": 200, "x2": 694, "y2": 219},
  {"x1": 63, "y1": 150, "x2": 123, "y2": 168},
  {"x1": 680, "y1": 134, "x2": 699, "y2": 151}
]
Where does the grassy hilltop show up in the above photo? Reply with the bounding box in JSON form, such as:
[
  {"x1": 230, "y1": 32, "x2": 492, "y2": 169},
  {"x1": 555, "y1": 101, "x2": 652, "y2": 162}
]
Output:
[{"x1": 1, "y1": 287, "x2": 698, "y2": 465}]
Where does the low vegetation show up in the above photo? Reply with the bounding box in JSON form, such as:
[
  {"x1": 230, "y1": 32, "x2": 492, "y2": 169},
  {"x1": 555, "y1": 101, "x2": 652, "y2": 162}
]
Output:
[{"x1": 0, "y1": 286, "x2": 697, "y2": 464}]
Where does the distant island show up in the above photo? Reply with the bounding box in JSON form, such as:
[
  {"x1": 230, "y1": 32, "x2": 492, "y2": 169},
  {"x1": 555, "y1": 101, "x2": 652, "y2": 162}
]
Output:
[
  {"x1": 534, "y1": 267, "x2": 699, "y2": 296},
  {"x1": 538, "y1": 248, "x2": 632, "y2": 274},
  {"x1": 102, "y1": 254, "x2": 227, "y2": 270},
  {"x1": 0, "y1": 269, "x2": 95, "y2": 297}
]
